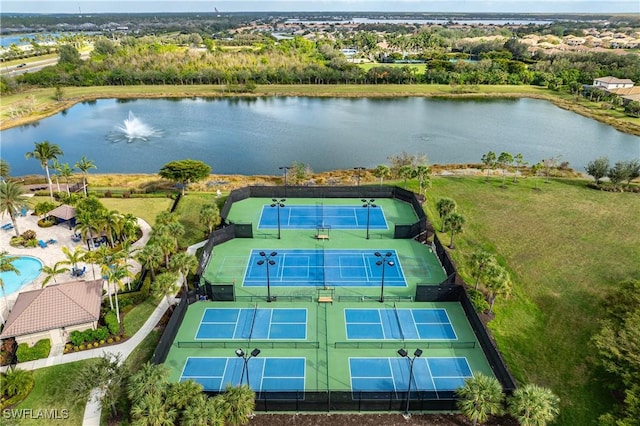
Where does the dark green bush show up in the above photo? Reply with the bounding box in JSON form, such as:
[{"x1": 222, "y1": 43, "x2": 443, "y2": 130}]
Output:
[
  {"x1": 92, "y1": 327, "x2": 109, "y2": 341},
  {"x1": 103, "y1": 311, "x2": 120, "y2": 335},
  {"x1": 467, "y1": 288, "x2": 490, "y2": 313},
  {"x1": 16, "y1": 339, "x2": 51, "y2": 363},
  {"x1": 69, "y1": 330, "x2": 85, "y2": 346}
]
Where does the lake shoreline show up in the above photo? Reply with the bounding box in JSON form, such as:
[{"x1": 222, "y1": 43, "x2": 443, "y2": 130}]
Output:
[{"x1": 2, "y1": 85, "x2": 639, "y2": 136}]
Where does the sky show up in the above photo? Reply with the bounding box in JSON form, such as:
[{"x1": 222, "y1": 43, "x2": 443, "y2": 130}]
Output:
[{"x1": 1, "y1": 1, "x2": 638, "y2": 14}]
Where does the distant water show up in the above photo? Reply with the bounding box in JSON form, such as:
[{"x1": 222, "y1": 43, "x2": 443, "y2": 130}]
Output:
[{"x1": 2, "y1": 97, "x2": 639, "y2": 176}]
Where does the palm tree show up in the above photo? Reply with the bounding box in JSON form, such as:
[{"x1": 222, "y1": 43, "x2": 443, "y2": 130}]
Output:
[
  {"x1": 41, "y1": 261, "x2": 70, "y2": 287},
  {"x1": 481, "y1": 151, "x2": 497, "y2": 183},
  {"x1": 105, "y1": 262, "x2": 132, "y2": 323},
  {"x1": 127, "y1": 362, "x2": 169, "y2": 405},
  {"x1": 2, "y1": 368, "x2": 34, "y2": 399},
  {"x1": 456, "y1": 373, "x2": 504, "y2": 426},
  {"x1": 169, "y1": 252, "x2": 198, "y2": 295},
  {"x1": 218, "y1": 384, "x2": 256, "y2": 426},
  {"x1": 0, "y1": 159, "x2": 9, "y2": 179},
  {"x1": 0, "y1": 251, "x2": 20, "y2": 318},
  {"x1": 136, "y1": 244, "x2": 164, "y2": 281},
  {"x1": 103, "y1": 210, "x2": 124, "y2": 247},
  {"x1": 199, "y1": 204, "x2": 220, "y2": 236},
  {"x1": 119, "y1": 239, "x2": 138, "y2": 290},
  {"x1": 415, "y1": 164, "x2": 431, "y2": 195},
  {"x1": 75, "y1": 156, "x2": 96, "y2": 196},
  {"x1": 0, "y1": 181, "x2": 30, "y2": 236},
  {"x1": 508, "y1": 384, "x2": 560, "y2": 426},
  {"x1": 130, "y1": 392, "x2": 177, "y2": 426},
  {"x1": 445, "y1": 212, "x2": 465, "y2": 249},
  {"x1": 397, "y1": 165, "x2": 415, "y2": 189},
  {"x1": 152, "y1": 272, "x2": 179, "y2": 310},
  {"x1": 469, "y1": 250, "x2": 495, "y2": 290},
  {"x1": 60, "y1": 246, "x2": 86, "y2": 273},
  {"x1": 25, "y1": 140, "x2": 64, "y2": 200},
  {"x1": 373, "y1": 164, "x2": 391, "y2": 187},
  {"x1": 485, "y1": 263, "x2": 512, "y2": 313},
  {"x1": 155, "y1": 233, "x2": 178, "y2": 268},
  {"x1": 436, "y1": 197, "x2": 457, "y2": 233},
  {"x1": 165, "y1": 380, "x2": 204, "y2": 411},
  {"x1": 55, "y1": 161, "x2": 74, "y2": 195},
  {"x1": 182, "y1": 394, "x2": 225, "y2": 426}
]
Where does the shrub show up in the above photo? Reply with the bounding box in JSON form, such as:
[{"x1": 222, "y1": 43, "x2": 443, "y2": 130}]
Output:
[
  {"x1": 20, "y1": 230, "x2": 36, "y2": 240},
  {"x1": 114, "y1": 336, "x2": 121, "y2": 342},
  {"x1": 79, "y1": 344, "x2": 86, "y2": 351},
  {"x1": 104, "y1": 311, "x2": 120, "y2": 335},
  {"x1": 467, "y1": 288, "x2": 490, "y2": 313},
  {"x1": 104, "y1": 190, "x2": 112, "y2": 198},
  {"x1": 107, "y1": 338, "x2": 113, "y2": 344},
  {"x1": 16, "y1": 340, "x2": 51, "y2": 363},
  {"x1": 92, "y1": 327, "x2": 109, "y2": 341},
  {"x1": 26, "y1": 239, "x2": 38, "y2": 248},
  {"x1": 93, "y1": 342, "x2": 99, "y2": 348},
  {"x1": 37, "y1": 218, "x2": 56, "y2": 228},
  {"x1": 9, "y1": 236, "x2": 25, "y2": 247},
  {"x1": 69, "y1": 330, "x2": 85, "y2": 346}
]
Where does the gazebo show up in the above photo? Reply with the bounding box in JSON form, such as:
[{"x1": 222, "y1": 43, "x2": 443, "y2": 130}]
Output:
[{"x1": 46, "y1": 204, "x2": 76, "y2": 230}]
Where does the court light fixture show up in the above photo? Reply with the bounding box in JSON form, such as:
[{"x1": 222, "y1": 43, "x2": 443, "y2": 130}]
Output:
[
  {"x1": 279, "y1": 166, "x2": 291, "y2": 196},
  {"x1": 375, "y1": 252, "x2": 395, "y2": 303},
  {"x1": 354, "y1": 166, "x2": 365, "y2": 186},
  {"x1": 398, "y1": 347, "x2": 423, "y2": 417},
  {"x1": 234, "y1": 347, "x2": 261, "y2": 388},
  {"x1": 270, "y1": 198, "x2": 286, "y2": 240},
  {"x1": 257, "y1": 251, "x2": 278, "y2": 302},
  {"x1": 361, "y1": 198, "x2": 376, "y2": 240}
]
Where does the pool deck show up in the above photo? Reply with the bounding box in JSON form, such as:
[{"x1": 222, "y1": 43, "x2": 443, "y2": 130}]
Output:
[{"x1": 0, "y1": 209, "x2": 151, "y2": 320}]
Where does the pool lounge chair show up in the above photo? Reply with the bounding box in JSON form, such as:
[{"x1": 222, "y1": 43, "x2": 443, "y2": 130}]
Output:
[
  {"x1": 47, "y1": 238, "x2": 57, "y2": 244},
  {"x1": 38, "y1": 240, "x2": 47, "y2": 248},
  {"x1": 20, "y1": 207, "x2": 27, "y2": 217},
  {"x1": 2, "y1": 223, "x2": 13, "y2": 230}
]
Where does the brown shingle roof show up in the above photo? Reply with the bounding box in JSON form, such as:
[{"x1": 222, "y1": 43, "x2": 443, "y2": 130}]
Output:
[
  {"x1": 594, "y1": 76, "x2": 634, "y2": 85},
  {"x1": 0, "y1": 280, "x2": 102, "y2": 339},
  {"x1": 46, "y1": 204, "x2": 76, "y2": 221}
]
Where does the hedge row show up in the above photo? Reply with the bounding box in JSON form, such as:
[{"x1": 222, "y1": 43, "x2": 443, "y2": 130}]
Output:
[
  {"x1": 16, "y1": 339, "x2": 51, "y2": 363},
  {"x1": 69, "y1": 327, "x2": 109, "y2": 346}
]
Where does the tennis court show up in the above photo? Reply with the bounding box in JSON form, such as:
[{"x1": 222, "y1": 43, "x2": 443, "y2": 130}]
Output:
[
  {"x1": 258, "y1": 205, "x2": 388, "y2": 230},
  {"x1": 345, "y1": 308, "x2": 457, "y2": 340},
  {"x1": 181, "y1": 356, "x2": 306, "y2": 392},
  {"x1": 244, "y1": 249, "x2": 406, "y2": 287},
  {"x1": 349, "y1": 357, "x2": 473, "y2": 394},
  {"x1": 196, "y1": 308, "x2": 307, "y2": 340}
]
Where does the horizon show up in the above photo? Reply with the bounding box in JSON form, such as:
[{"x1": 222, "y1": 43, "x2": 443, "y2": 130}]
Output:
[{"x1": 1, "y1": 1, "x2": 638, "y2": 14}]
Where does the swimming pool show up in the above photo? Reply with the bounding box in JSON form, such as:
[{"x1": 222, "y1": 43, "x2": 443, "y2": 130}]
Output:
[{"x1": 0, "y1": 256, "x2": 43, "y2": 296}]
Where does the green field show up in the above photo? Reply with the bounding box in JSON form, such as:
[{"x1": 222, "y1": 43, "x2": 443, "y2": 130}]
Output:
[{"x1": 422, "y1": 176, "x2": 640, "y2": 424}]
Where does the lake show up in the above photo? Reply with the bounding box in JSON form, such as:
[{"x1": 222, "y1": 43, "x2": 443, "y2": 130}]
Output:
[{"x1": 2, "y1": 97, "x2": 639, "y2": 176}]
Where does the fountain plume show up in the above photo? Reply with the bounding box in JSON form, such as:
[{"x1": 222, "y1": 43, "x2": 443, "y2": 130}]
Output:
[{"x1": 109, "y1": 111, "x2": 161, "y2": 143}]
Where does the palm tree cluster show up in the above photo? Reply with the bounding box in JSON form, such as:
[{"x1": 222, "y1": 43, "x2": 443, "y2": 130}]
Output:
[
  {"x1": 436, "y1": 197, "x2": 466, "y2": 249},
  {"x1": 70, "y1": 357, "x2": 255, "y2": 426},
  {"x1": 468, "y1": 249, "x2": 513, "y2": 314},
  {"x1": 457, "y1": 373, "x2": 560, "y2": 426}
]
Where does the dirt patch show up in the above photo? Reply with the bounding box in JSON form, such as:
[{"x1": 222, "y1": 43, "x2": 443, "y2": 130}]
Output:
[{"x1": 250, "y1": 413, "x2": 518, "y2": 426}]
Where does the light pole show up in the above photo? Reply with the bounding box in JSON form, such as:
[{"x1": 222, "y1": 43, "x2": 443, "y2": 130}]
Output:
[
  {"x1": 270, "y1": 198, "x2": 286, "y2": 240},
  {"x1": 354, "y1": 167, "x2": 365, "y2": 186},
  {"x1": 375, "y1": 251, "x2": 394, "y2": 303},
  {"x1": 279, "y1": 166, "x2": 290, "y2": 196},
  {"x1": 361, "y1": 198, "x2": 376, "y2": 240},
  {"x1": 235, "y1": 348, "x2": 261, "y2": 388},
  {"x1": 257, "y1": 251, "x2": 277, "y2": 302},
  {"x1": 397, "y1": 348, "x2": 422, "y2": 417}
]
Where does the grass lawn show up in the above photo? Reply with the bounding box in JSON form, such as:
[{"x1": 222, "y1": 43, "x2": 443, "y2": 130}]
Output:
[
  {"x1": 174, "y1": 192, "x2": 219, "y2": 248},
  {"x1": 15, "y1": 359, "x2": 98, "y2": 425},
  {"x1": 122, "y1": 296, "x2": 162, "y2": 337},
  {"x1": 422, "y1": 176, "x2": 640, "y2": 425}
]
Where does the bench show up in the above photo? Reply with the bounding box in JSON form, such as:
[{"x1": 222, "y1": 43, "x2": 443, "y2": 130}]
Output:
[
  {"x1": 316, "y1": 234, "x2": 329, "y2": 240},
  {"x1": 318, "y1": 296, "x2": 333, "y2": 304}
]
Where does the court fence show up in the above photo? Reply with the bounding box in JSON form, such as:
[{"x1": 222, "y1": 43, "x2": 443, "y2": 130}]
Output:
[
  {"x1": 152, "y1": 292, "x2": 190, "y2": 365},
  {"x1": 334, "y1": 341, "x2": 475, "y2": 349},
  {"x1": 176, "y1": 341, "x2": 320, "y2": 349},
  {"x1": 205, "y1": 389, "x2": 458, "y2": 412}
]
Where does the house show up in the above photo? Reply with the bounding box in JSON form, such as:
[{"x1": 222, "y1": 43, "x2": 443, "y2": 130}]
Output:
[
  {"x1": 593, "y1": 76, "x2": 635, "y2": 90},
  {"x1": 0, "y1": 280, "x2": 102, "y2": 347}
]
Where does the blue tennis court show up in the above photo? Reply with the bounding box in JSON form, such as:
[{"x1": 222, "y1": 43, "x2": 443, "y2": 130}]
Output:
[
  {"x1": 350, "y1": 357, "x2": 472, "y2": 394},
  {"x1": 244, "y1": 249, "x2": 406, "y2": 287},
  {"x1": 258, "y1": 205, "x2": 388, "y2": 230},
  {"x1": 345, "y1": 308, "x2": 457, "y2": 340},
  {"x1": 196, "y1": 308, "x2": 307, "y2": 340},
  {"x1": 181, "y1": 357, "x2": 306, "y2": 392}
]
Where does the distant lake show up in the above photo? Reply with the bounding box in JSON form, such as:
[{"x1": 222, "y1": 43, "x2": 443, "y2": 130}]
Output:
[{"x1": 2, "y1": 97, "x2": 639, "y2": 176}]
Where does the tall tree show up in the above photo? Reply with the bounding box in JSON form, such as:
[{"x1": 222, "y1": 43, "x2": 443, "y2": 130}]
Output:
[
  {"x1": 469, "y1": 250, "x2": 495, "y2": 290},
  {"x1": 414, "y1": 164, "x2": 431, "y2": 195},
  {"x1": 130, "y1": 392, "x2": 177, "y2": 426},
  {"x1": 481, "y1": 151, "x2": 497, "y2": 182},
  {"x1": 373, "y1": 164, "x2": 391, "y2": 187},
  {"x1": 622, "y1": 159, "x2": 640, "y2": 189},
  {"x1": 497, "y1": 151, "x2": 514, "y2": 188},
  {"x1": 136, "y1": 244, "x2": 164, "y2": 280},
  {"x1": 0, "y1": 159, "x2": 9, "y2": 179},
  {"x1": 513, "y1": 153, "x2": 527, "y2": 183},
  {"x1": 159, "y1": 159, "x2": 211, "y2": 195},
  {"x1": 608, "y1": 161, "x2": 629, "y2": 191},
  {"x1": 436, "y1": 197, "x2": 457, "y2": 233},
  {"x1": 41, "y1": 262, "x2": 69, "y2": 287},
  {"x1": 105, "y1": 262, "x2": 132, "y2": 323},
  {"x1": 152, "y1": 272, "x2": 179, "y2": 310},
  {"x1": 127, "y1": 362, "x2": 170, "y2": 405},
  {"x1": 24, "y1": 140, "x2": 64, "y2": 200},
  {"x1": 398, "y1": 165, "x2": 415, "y2": 189},
  {"x1": 74, "y1": 156, "x2": 96, "y2": 197},
  {"x1": 508, "y1": 384, "x2": 560, "y2": 426},
  {"x1": 182, "y1": 394, "x2": 224, "y2": 426},
  {"x1": 200, "y1": 204, "x2": 221, "y2": 236},
  {"x1": 0, "y1": 181, "x2": 29, "y2": 236},
  {"x1": 169, "y1": 252, "x2": 198, "y2": 295},
  {"x1": 485, "y1": 263, "x2": 512, "y2": 313},
  {"x1": 585, "y1": 157, "x2": 610, "y2": 186},
  {"x1": 218, "y1": 385, "x2": 256, "y2": 426},
  {"x1": 456, "y1": 373, "x2": 504, "y2": 426},
  {"x1": 445, "y1": 212, "x2": 465, "y2": 249}
]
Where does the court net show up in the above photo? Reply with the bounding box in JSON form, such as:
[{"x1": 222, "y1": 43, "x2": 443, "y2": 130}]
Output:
[
  {"x1": 334, "y1": 341, "x2": 476, "y2": 349},
  {"x1": 177, "y1": 341, "x2": 320, "y2": 349},
  {"x1": 393, "y1": 302, "x2": 405, "y2": 341}
]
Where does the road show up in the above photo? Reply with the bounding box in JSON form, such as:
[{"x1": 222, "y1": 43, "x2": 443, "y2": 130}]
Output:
[{"x1": 2, "y1": 52, "x2": 90, "y2": 76}]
